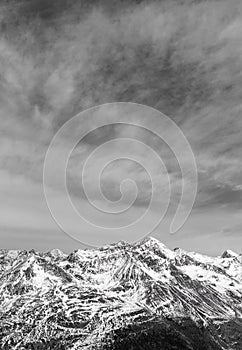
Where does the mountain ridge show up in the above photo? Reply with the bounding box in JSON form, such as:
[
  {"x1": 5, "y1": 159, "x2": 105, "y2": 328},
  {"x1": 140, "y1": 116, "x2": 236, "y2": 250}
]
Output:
[{"x1": 0, "y1": 237, "x2": 242, "y2": 349}]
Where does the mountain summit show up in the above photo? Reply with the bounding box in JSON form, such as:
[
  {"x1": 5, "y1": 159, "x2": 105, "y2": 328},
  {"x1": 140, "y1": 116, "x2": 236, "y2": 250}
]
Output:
[{"x1": 0, "y1": 237, "x2": 242, "y2": 349}]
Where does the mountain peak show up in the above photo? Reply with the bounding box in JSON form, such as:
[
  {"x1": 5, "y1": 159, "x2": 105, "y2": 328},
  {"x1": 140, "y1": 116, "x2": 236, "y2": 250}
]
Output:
[
  {"x1": 46, "y1": 248, "x2": 67, "y2": 259},
  {"x1": 139, "y1": 236, "x2": 162, "y2": 245},
  {"x1": 221, "y1": 249, "x2": 239, "y2": 259}
]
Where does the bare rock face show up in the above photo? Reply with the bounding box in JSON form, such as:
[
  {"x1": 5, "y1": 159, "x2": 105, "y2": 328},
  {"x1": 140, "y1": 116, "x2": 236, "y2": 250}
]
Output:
[{"x1": 0, "y1": 237, "x2": 242, "y2": 349}]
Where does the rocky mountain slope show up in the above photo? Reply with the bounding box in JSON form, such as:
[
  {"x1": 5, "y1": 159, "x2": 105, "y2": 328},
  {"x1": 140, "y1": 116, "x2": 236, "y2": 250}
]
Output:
[{"x1": 0, "y1": 237, "x2": 242, "y2": 349}]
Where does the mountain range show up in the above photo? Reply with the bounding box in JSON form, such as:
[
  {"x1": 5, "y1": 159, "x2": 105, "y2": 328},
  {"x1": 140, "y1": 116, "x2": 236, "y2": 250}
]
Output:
[{"x1": 0, "y1": 237, "x2": 242, "y2": 349}]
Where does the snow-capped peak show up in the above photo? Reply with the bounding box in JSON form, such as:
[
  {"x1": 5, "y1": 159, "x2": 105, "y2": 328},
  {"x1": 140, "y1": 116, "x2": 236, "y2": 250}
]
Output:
[{"x1": 221, "y1": 249, "x2": 239, "y2": 259}]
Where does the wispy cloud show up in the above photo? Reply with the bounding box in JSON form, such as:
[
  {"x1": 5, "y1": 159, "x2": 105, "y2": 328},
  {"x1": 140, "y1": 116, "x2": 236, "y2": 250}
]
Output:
[{"x1": 1, "y1": 0, "x2": 242, "y2": 251}]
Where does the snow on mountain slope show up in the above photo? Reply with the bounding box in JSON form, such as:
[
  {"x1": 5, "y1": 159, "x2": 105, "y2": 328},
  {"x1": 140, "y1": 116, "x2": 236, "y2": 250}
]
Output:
[{"x1": 0, "y1": 237, "x2": 241, "y2": 349}]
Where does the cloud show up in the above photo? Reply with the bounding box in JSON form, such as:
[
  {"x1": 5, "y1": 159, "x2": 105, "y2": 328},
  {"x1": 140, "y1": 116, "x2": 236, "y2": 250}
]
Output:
[{"x1": 0, "y1": 0, "x2": 242, "y2": 251}]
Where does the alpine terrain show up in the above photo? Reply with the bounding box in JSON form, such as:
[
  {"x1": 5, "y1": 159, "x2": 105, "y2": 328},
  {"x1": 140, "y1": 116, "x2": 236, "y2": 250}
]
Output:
[{"x1": 0, "y1": 237, "x2": 242, "y2": 350}]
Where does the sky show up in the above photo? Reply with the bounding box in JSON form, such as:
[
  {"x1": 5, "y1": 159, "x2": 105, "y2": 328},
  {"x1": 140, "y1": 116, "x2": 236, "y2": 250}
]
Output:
[{"x1": 0, "y1": 0, "x2": 242, "y2": 255}]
